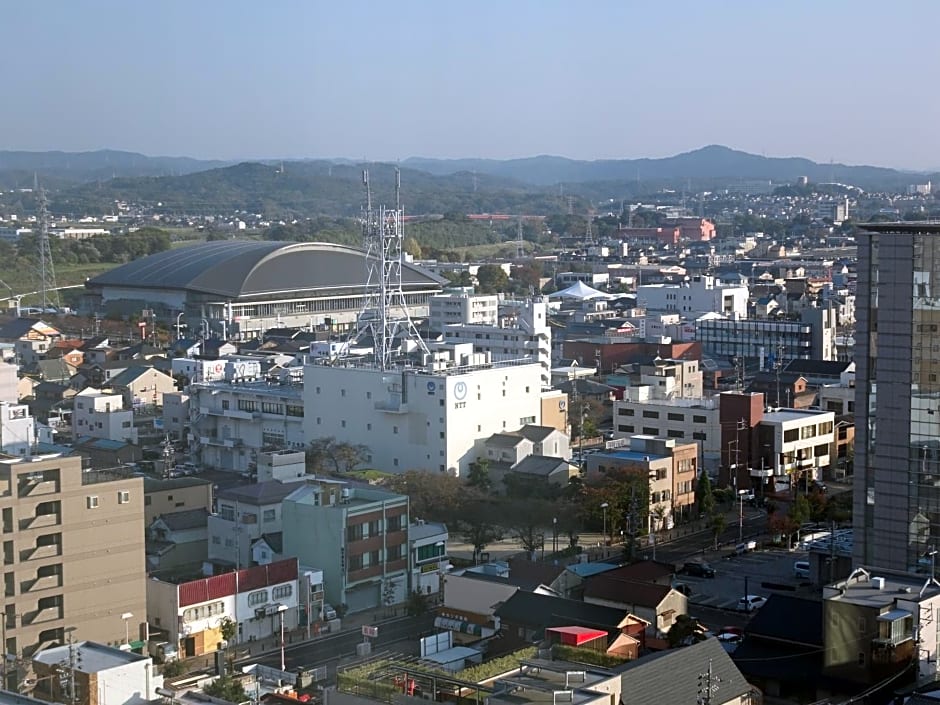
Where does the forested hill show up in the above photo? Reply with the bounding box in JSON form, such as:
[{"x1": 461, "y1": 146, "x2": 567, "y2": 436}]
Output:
[{"x1": 53, "y1": 161, "x2": 573, "y2": 217}]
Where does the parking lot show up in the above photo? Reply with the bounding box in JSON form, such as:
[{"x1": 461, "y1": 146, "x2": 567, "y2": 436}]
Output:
[{"x1": 677, "y1": 548, "x2": 810, "y2": 611}]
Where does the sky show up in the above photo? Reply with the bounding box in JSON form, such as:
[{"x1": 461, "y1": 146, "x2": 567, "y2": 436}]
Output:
[{"x1": 4, "y1": 1, "x2": 940, "y2": 170}]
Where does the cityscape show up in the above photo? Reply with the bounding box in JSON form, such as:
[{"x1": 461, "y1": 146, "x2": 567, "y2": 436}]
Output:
[{"x1": 1, "y1": 3, "x2": 940, "y2": 705}]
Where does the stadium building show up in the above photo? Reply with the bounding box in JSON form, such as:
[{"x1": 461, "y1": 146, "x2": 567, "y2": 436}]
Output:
[{"x1": 83, "y1": 240, "x2": 446, "y2": 339}]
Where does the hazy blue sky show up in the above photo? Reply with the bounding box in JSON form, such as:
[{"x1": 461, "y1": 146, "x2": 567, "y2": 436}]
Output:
[{"x1": 4, "y1": 1, "x2": 939, "y2": 169}]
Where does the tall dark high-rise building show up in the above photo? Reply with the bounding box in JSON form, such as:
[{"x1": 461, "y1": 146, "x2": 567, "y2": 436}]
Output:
[{"x1": 854, "y1": 222, "x2": 940, "y2": 570}]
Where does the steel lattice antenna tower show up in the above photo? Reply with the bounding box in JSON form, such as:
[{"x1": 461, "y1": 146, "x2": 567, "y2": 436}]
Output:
[
  {"x1": 585, "y1": 207, "x2": 595, "y2": 244},
  {"x1": 351, "y1": 168, "x2": 428, "y2": 370},
  {"x1": 36, "y1": 178, "x2": 60, "y2": 311},
  {"x1": 516, "y1": 217, "x2": 525, "y2": 259}
]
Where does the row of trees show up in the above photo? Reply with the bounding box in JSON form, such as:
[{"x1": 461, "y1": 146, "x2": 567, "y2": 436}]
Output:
[
  {"x1": 382, "y1": 458, "x2": 655, "y2": 563},
  {"x1": 0, "y1": 226, "x2": 172, "y2": 269}
]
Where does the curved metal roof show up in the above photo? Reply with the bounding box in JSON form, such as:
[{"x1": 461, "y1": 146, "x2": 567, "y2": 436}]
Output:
[{"x1": 87, "y1": 240, "x2": 446, "y2": 298}]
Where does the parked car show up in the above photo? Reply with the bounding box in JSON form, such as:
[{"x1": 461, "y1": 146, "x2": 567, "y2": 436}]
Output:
[
  {"x1": 736, "y1": 595, "x2": 767, "y2": 612},
  {"x1": 322, "y1": 603, "x2": 337, "y2": 621},
  {"x1": 681, "y1": 562, "x2": 716, "y2": 578},
  {"x1": 672, "y1": 581, "x2": 693, "y2": 596},
  {"x1": 734, "y1": 540, "x2": 757, "y2": 555},
  {"x1": 794, "y1": 560, "x2": 811, "y2": 579}
]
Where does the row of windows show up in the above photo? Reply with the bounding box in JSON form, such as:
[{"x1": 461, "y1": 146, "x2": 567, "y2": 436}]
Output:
[
  {"x1": 348, "y1": 545, "x2": 405, "y2": 571},
  {"x1": 229, "y1": 292, "x2": 432, "y2": 319},
  {"x1": 617, "y1": 408, "x2": 708, "y2": 424},
  {"x1": 346, "y1": 515, "x2": 405, "y2": 542},
  {"x1": 183, "y1": 601, "x2": 224, "y2": 622},
  {"x1": 247, "y1": 584, "x2": 293, "y2": 606}
]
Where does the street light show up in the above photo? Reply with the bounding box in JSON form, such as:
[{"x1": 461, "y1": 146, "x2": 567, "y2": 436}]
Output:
[
  {"x1": 120, "y1": 613, "x2": 133, "y2": 646},
  {"x1": 601, "y1": 503, "x2": 609, "y2": 545},
  {"x1": 737, "y1": 490, "x2": 747, "y2": 544},
  {"x1": 276, "y1": 604, "x2": 288, "y2": 672},
  {"x1": 552, "y1": 517, "x2": 558, "y2": 555}
]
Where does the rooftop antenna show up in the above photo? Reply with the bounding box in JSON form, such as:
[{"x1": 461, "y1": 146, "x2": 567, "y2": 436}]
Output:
[
  {"x1": 349, "y1": 169, "x2": 428, "y2": 370},
  {"x1": 35, "y1": 176, "x2": 60, "y2": 312}
]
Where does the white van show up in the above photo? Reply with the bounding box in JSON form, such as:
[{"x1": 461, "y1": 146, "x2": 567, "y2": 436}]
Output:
[{"x1": 794, "y1": 561, "x2": 810, "y2": 579}]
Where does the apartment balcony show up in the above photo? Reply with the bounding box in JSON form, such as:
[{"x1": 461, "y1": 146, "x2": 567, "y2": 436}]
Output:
[
  {"x1": 20, "y1": 573, "x2": 63, "y2": 594},
  {"x1": 22, "y1": 605, "x2": 63, "y2": 626},
  {"x1": 19, "y1": 513, "x2": 62, "y2": 531},
  {"x1": 20, "y1": 544, "x2": 62, "y2": 562},
  {"x1": 17, "y1": 479, "x2": 59, "y2": 499}
]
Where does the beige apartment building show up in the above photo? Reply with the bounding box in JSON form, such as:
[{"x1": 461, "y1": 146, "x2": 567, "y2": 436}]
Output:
[{"x1": 0, "y1": 453, "x2": 146, "y2": 657}]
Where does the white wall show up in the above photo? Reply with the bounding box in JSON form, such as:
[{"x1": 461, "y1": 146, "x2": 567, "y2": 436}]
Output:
[{"x1": 305, "y1": 361, "x2": 543, "y2": 476}]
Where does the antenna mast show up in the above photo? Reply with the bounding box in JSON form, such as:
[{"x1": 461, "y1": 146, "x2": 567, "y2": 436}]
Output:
[
  {"x1": 350, "y1": 168, "x2": 428, "y2": 370},
  {"x1": 36, "y1": 178, "x2": 59, "y2": 311}
]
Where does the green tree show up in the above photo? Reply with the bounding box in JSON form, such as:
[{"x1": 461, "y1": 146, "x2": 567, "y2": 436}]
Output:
[
  {"x1": 667, "y1": 614, "x2": 707, "y2": 648},
  {"x1": 789, "y1": 494, "x2": 811, "y2": 527},
  {"x1": 475, "y1": 264, "x2": 510, "y2": 293},
  {"x1": 403, "y1": 236, "x2": 423, "y2": 258},
  {"x1": 466, "y1": 458, "x2": 492, "y2": 493},
  {"x1": 456, "y1": 498, "x2": 504, "y2": 564},
  {"x1": 709, "y1": 512, "x2": 726, "y2": 549},
  {"x1": 161, "y1": 660, "x2": 186, "y2": 678},
  {"x1": 383, "y1": 470, "x2": 463, "y2": 522},
  {"x1": 204, "y1": 677, "x2": 247, "y2": 703},
  {"x1": 695, "y1": 471, "x2": 715, "y2": 516},
  {"x1": 219, "y1": 617, "x2": 236, "y2": 644}
]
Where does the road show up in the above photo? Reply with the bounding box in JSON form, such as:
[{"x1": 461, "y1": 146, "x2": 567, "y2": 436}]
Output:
[{"x1": 236, "y1": 612, "x2": 435, "y2": 675}]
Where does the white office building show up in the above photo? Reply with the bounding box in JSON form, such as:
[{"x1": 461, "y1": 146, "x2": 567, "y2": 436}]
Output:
[
  {"x1": 72, "y1": 388, "x2": 137, "y2": 444},
  {"x1": 438, "y1": 297, "x2": 552, "y2": 388},
  {"x1": 637, "y1": 275, "x2": 749, "y2": 318},
  {"x1": 304, "y1": 343, "x2": 544, "y2": 476},
  {"x1": 429, "y1": 291, "x2": 499, "y2": 330},
  {"x1": 613, "y1": 396, "x2": 721, "y2": 475},
  {"x1": 760, "y1": 409, "x2": 835, "y2": 487},
  {"x1": 0, "y1": 401, "x2": 36, "y2": 455},
  {"x1": 189, "y1": 380, "x2": 306, "y2": 474}
]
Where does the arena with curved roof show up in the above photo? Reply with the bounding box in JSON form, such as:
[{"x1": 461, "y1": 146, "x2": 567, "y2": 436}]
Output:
[{"x1": 84, "y1": 240, "x2": 446, "y2": 338}]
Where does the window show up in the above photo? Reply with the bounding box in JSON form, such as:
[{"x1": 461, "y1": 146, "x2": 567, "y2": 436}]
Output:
[
  {"x1": 387, "y1": 543, "x2": 404, "y2": 561},
  {"x1": 667, "y1": 429, "x2": 685, "y2": 438},
  {"x1": 144, "y1": 496, "x2": 152, "y2": 506},
  {"x1": 86, "y1": 496, "x2": 99, "y2": 509},
  {"x1": 667, "y1": 413, "x2": 684, "y2": 422},
  {"x1": 519, "y1": 416, "x2": 536, "y2": 425},
  {"x1": 642, "y1": 410, "x2": 660, "y2": 419},
  {"x1": 387, "y1": 514, "x2": 403, "y2": 532},
  {"x1": 272, "y1": 584, "x2": 292, "y2": 599},
  {"x1": 285, "y1": 405, "x2": 304, "y2": 417},
  {"x1": 618, "y1": 424, "x2": 635, "y2": 433},
  {"x1": 248, "y1": 590, "x2": 268, "y2": 606},
  {"x1": 784, "y1": 429, "x2": 799, "y2": 443},
  {"x1": 693, "y1": 415, "x2": 707, "y2": 424},
  {"x1": 692, "y1": 431, "x2": 706, "y2": 440},
  {"x1": 619, "y1": 408, "x2": 635, "y2": 417},
  {"x1": 416, "y1": 543, "x2": 444, "y2": 562},
  {"x1": 212, "y1": 536, "x2": 221, "y2": 545},
  {"x1": 800, "y1": 425, "x2": 817, "y2": 440},
  {"x1": 263, "y1": 509, "x2": 276, "y2": 522},
  {"x1": 222, "y1": 400, "x2": 230, "y2": 410},
  {"x1": 261, "y1": 402, "x2": 283, "y2": 415},
  {"x1": 643, "y1": 427, "x2": 658, "y2": 435},
  {"x1": 121, "y1": 421, "x2": 131, "y2": 428},
  {"x1": 224, "y1": 538, "x2": 233, "y2": 547},
  {"x1": 118, "y1": 491, "x2": 130, "y2": 504},
  {"x1": 369, "y1": 550, "x2": 380, "y2": 566},
  {"x1": 348, "y1": 554, "x2": 363, "y2": 571},
  {"x1": 367, "y1": 520, "x2": 381, "y2": 537},
  {"x1": 346, "y1": 524, "x2": 363, "y2": 541},
  {"x1": 237, "y1": 400, "x2": 258, "y2": 413}
]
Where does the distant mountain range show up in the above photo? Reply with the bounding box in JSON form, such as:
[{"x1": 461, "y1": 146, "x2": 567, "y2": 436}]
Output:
[
  {"x1": 0, "y1": 149, "x2": 230, "y2": 188},
  {"x1": 404, "y1": 145, "x2": 929, "y2": 189},
  {"x1": 2, "y1": 146, "x2": 935, "y2": 217}
]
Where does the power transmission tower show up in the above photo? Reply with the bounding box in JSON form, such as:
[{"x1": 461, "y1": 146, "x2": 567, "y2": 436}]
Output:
[
  {"x1": 516, "y1": 218, "x2": 525, "y2": 260},
  {"x1": 36, "y1": 179, "x2": 60, "y2": 311}
]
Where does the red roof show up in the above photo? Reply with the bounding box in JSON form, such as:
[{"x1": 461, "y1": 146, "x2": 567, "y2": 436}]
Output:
[
  {"x1": 546, "y1": 626, "x2": 608, "y2": 646},
  {"x1": 178, "y1": 558, "x2": 298, "y2": 607}
]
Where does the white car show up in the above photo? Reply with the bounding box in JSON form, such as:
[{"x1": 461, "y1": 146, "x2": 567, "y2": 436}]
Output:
[{"x1": 736, "y1": 595, "x2": 767, "y2": 612}]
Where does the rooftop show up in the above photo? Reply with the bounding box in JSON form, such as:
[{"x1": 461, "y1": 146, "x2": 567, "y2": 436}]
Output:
[
  {"x1": 590, "y1": 449, "x2": 667, "y2": 463},
  {"x1": 825, "y1": 568, "x2": 940, "y2": 607},
  {"x1": 762, "y1": 408, "x2": 833, "y2": 424},
  {"x1": 190, "y1": 379, "x2": 303, "y2": 399},
  {"x1": 34, "y1": 641, "x2": 148, "y2": 673}
]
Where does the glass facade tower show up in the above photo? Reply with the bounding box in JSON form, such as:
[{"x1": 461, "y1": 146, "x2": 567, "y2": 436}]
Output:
[{"x1": 854, "y1": 223, "x2": 940, "y2": 570}]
